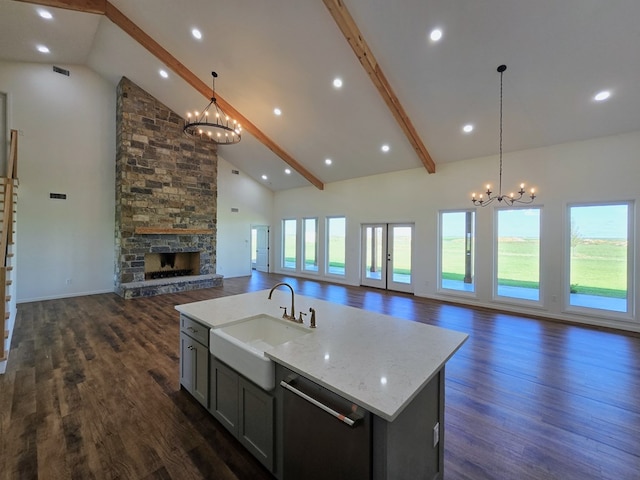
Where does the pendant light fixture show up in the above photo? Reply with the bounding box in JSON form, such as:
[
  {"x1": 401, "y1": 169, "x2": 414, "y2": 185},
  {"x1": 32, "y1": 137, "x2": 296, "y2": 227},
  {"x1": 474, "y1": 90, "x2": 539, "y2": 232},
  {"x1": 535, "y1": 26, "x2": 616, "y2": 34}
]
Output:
[
  {"x1": 471, "y1": 65, "x2": 536, "y2": 206},
  {"x1": 183, "y1": 71, "x2": 242, "y2": 144}
]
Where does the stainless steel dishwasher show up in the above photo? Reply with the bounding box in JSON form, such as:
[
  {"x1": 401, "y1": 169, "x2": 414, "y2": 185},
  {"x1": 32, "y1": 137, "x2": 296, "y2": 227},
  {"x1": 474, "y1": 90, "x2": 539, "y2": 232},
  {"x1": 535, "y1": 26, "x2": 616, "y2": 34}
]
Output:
[{"x1": 280, "y1": 373, "x2": 372, "y2": 479}]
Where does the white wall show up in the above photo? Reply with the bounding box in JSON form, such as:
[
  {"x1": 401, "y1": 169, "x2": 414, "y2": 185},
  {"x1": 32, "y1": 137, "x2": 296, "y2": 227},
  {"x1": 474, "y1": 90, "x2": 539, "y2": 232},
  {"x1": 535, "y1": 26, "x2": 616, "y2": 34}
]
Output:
[
  {"x1": 216, "y1": 156, "x2": 273, "y2": 278},
  {"x1": 272, "y1": 131, "x2": 640, "y2": 332},
  {"x1": 0, "y1": 61, "x2": 116, "y2": 302}
]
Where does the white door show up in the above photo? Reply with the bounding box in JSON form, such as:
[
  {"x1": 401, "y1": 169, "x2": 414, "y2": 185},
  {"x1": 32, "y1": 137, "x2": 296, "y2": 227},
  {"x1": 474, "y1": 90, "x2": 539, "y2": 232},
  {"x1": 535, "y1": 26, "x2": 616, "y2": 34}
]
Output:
[
  {"x1": 252, "y1": 225, "x2": 269, "y2": 272},
  {"x1": 361, "y1": 223, "x2": 413, "y2": 293}
]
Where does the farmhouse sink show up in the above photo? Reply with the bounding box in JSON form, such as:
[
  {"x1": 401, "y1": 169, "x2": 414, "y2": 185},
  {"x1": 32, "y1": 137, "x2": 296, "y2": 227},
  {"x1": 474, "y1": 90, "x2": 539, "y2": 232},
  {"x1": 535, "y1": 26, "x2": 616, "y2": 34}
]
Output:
[{"x1": 210, "y1": 314, "x2": 314, "y2": 390}]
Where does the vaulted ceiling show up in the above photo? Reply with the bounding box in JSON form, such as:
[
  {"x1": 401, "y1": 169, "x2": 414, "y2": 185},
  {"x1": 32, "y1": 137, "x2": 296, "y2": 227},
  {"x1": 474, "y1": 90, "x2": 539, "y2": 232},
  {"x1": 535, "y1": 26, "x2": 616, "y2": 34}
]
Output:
[{"x1": 2, "y1": 0, "x2": 640, "y2": 191}]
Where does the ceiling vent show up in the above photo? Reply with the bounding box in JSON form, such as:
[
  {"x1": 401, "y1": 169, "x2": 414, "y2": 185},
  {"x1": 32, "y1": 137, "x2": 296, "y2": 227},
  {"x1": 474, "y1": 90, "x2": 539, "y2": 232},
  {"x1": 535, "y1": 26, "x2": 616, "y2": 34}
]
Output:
[
  {"x1": 53, "y1": 66, "x2": 70, "y2": 76},
  {"x1": 231, "y1": 169, "x2": 239, "y2": 175}
]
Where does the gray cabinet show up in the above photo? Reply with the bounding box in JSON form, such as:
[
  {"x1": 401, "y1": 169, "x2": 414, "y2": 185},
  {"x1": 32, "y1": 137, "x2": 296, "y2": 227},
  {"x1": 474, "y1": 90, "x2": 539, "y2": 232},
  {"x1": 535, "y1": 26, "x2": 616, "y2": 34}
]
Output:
[
  {"x1": 179, "y1": 315, "x2": 209, "y2": 408},
  {"x1": 210, "y1": 357, "x2": 274, "y2": 472},
  {"x1": 209, "y1": 357, "x2": 239, "y2": 432}
]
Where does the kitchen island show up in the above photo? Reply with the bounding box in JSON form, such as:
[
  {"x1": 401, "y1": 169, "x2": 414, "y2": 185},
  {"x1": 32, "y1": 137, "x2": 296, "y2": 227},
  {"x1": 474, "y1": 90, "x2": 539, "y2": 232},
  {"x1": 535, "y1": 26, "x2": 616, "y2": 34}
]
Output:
[{"x1": 176, "y1": 287, "x2": 468, "y2": 479}]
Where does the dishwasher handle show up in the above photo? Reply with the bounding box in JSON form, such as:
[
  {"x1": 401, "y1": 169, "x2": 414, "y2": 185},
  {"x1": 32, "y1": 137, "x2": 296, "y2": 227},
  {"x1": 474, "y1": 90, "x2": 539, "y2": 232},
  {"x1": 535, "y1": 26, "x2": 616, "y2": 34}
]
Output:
[{"x1": 280, "y1": 379, "x2": 361, "y2": 427}]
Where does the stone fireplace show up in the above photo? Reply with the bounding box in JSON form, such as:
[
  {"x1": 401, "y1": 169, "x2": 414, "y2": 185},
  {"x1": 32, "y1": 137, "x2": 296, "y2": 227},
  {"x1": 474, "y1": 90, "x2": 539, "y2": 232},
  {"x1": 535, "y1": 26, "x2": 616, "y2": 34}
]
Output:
[{"x1": 114, "y1": 77, "x2": 223, "y2": 298}]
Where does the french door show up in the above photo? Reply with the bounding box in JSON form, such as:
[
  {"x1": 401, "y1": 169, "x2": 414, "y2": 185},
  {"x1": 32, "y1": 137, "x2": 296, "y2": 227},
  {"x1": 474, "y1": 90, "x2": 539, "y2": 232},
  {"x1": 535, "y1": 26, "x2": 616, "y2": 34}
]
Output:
[{"x1": 361, "y1": 223, "x2": 413, "y2": 293}]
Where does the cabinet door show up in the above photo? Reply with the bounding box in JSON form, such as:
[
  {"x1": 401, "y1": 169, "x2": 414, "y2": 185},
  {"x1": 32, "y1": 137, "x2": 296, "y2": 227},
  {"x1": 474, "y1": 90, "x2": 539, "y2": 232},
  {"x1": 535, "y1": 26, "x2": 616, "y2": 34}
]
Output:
[
  {"x1": 210, "y1": 358, "x2": 239, "y2": 435},
  {"x1": 179, "y1": 332, "x2": 194, "y2": 392},
  {"x1": 239, "y1": 377, "x2": 274, "y2": 471},
  {"x1": 192, "y1": 341, "x2": 209, "y2": 408}
]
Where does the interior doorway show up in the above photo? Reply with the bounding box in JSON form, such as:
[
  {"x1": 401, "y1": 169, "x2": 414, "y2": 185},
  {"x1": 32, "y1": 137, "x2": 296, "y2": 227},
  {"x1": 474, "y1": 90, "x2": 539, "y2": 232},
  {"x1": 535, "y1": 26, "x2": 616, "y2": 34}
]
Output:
[
  {"x1": 360, "y1": 223, "x2": 414, "y2": 293},
  {"x1": 251, "y1": 225, "x2": 270, "y2": 272}
]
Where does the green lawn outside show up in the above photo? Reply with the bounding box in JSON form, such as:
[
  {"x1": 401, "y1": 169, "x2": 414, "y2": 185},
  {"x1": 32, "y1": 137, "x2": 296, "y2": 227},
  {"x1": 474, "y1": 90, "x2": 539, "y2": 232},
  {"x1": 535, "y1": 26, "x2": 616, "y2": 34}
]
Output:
[
  {"x1": 288, "y1": 234, "x2": 627, "y2": 299},
  {"x1": 442, "y1": 237, "x2": 627, "y2": 298}
]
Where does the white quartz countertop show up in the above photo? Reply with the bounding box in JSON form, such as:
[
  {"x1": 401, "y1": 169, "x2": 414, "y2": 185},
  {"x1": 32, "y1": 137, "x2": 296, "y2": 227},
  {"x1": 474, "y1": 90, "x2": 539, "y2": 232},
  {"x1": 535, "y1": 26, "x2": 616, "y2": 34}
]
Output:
[{"x1": 176, "y1": 289, "x2": 468, "y2": 421}]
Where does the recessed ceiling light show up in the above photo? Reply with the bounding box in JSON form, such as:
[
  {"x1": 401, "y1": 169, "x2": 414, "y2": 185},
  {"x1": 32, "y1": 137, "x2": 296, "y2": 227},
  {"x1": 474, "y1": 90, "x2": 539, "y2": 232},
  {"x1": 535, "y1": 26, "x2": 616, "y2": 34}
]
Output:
[
  {"x1": 274, "y1": 107, "x2": 282, "y2": 116},
  {"x1": 37, "y1": 9, "x2": 53, "y2": 19},
  {"x1": 159, "y1": 69, "x2": 169, "y2": 79},
  {"x1": 430, "y1": 28, "x2": 443, "y2": 42},
  {"x1": 463, "y1": 124, "x2": 474, "y2": 133},
  {"x1": 381, "y1": 144, "x2": 390, "y2": 153},
  {"x1": 284, "y1": 168, "x2": 291, "y2": 175},
  {"x1": 594, "y1": 90, "x2": 611, "y2": 102},
  {"x1": 36, "y1": 45, "x2": 50, "y2": 54},
  {"x1": 261, "y1": 174, "x2": 268, "y2": 180},
  {"x1": 325, "y1": 158, "x2": 332, "y2": 165},
  {"x1": 333, "y1": 78, "x2": 343, "y2": 88},
  {"x1": 191, "y1": 28, "x2": 202, "y2": 40}
]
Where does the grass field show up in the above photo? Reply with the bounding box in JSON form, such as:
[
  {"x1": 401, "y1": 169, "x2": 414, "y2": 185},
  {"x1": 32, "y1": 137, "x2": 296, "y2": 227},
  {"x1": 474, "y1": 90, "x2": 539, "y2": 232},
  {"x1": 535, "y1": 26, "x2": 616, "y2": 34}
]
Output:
[
  {"x1": 442, "y1": 237, "x2": 627, "y2": 298},
  {"x1": 285, "y1": 234, "x2": 627, "y2": 299}
]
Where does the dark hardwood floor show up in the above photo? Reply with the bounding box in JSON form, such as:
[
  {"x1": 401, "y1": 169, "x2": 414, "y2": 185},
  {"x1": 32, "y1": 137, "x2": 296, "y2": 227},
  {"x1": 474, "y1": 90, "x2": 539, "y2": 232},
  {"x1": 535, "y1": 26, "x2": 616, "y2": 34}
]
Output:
[{"x1": 1, "y1": 272, "x2": 639, "y2": 479}]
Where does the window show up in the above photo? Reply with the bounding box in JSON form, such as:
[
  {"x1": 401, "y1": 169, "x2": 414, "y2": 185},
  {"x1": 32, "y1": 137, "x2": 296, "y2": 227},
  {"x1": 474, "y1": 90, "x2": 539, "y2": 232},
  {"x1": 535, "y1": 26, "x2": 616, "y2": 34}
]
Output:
[
  {"x1": 568, "y1": 203, "x2": 632, "y2": 313},
  {"x1": 282, "y1": 219, "x2": 297, "y2": 269},
  {"x1": 326, "y1": 216, "x2": 346, "y2": 276},
  {"x1": 440, "y1": 211, "x2": 475, "y2": 292},
  {"x1": 303, "y1": 217, "x2": 318, "y2": 272},
  {"x1": 495, "y1": 208, "x2": 541, "y2": 302}
]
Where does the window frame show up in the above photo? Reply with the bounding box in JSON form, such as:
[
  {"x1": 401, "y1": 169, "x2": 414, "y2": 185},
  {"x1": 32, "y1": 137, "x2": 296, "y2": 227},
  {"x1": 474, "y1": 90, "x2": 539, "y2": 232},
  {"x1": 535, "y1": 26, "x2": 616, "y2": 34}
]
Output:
[
  {"x1": 302, "y1": 217, "x2": 319, "y2": 274},
  {"x1": 325, "y1": 216, "x2": 346, "y2": 277},
  {"x1": 565, "y1": 200, "x2": 634, "y2": 319},
  {"x1": 438, "y1": 209, "x2": 477, "y2": 296},
  {"x1": 493, "y1": 206, "x2": 543, "y2": 306},
  {"x1": 281, "y1": 218, "x2": 297, "y2": 271}
]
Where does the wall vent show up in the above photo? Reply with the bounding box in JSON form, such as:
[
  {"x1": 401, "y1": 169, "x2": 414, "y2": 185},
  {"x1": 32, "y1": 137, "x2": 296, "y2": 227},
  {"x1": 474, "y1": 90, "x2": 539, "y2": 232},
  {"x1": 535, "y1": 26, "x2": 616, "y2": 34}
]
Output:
[
  {"x1": 53, "y1": 66, "x2": 70, "y2": 76},
  {"x1": 231, "y1": 208, "x2": 239, "y2": 213},
  {"x1": 231, "y1": 169, "x2": 239, "y2": 175},
  {"x1": 50, "y1": 193, "x2": 67, "y2": 199}
]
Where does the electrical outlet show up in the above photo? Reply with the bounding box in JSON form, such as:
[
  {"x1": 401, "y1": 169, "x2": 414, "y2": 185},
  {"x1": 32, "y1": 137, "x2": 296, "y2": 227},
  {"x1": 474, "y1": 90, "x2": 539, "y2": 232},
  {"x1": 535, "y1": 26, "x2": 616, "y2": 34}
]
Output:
[
  {"x1": 433, "y1": 422, "x2": 440, "y2": 447},
  {"x1": 66, "y1": 278, "x2": 72, "y2": 285}
]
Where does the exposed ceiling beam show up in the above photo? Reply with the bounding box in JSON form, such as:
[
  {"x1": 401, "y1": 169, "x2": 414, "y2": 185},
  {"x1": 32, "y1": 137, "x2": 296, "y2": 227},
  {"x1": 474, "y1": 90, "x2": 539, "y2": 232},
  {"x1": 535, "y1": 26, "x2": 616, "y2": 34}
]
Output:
[
  {"x1": 14, "y1": 0, "x2": 325, "y2": 190},
  {"x1": 322, "y1": 0, "x2": 436, "y2": 174}
]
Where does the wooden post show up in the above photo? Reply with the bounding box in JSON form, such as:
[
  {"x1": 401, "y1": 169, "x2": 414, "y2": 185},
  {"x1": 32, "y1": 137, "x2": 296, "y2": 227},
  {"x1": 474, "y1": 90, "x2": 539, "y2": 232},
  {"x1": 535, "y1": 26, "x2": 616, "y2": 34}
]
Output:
[{"x1": 0, "y1": 266, "x2": 6, "y2": 360}]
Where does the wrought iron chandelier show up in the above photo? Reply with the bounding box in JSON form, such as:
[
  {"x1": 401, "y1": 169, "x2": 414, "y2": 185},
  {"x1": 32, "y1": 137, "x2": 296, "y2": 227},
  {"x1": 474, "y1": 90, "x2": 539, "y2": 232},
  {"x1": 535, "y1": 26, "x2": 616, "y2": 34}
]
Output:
[
  {"x1": 183, "y1": 71, "x2": 242, "y2": 144},
  {"x1": 471, "y1": 64, "x2": 536, "y2": 206}
]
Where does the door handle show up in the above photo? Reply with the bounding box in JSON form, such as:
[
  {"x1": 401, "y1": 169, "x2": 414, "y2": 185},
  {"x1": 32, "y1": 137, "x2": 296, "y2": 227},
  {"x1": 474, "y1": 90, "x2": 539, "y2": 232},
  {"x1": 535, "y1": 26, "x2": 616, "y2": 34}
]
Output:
[{"x1": 280, "y1": 379, "x2": 360, "y2": 427}]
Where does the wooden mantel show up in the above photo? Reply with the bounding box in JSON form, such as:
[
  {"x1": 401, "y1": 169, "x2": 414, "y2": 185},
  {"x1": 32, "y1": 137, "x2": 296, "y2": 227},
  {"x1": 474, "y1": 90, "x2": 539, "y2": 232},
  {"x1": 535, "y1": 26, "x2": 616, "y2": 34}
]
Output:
[{"x1": 134, "y1": 227, "x2": 213, "y2": 235}]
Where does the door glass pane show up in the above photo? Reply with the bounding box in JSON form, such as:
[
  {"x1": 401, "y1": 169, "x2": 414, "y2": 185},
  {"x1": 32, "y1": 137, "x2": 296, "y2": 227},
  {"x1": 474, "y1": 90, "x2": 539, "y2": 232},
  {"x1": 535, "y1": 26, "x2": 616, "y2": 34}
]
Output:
[
  {"x1": 440, "y1": 211, "x2": 475, "y2": 292},
  {"x1": 303, "y1": 218, "x2": 318, "y2": 272},
  {"x1": 569, "y1": 204, "x2": 629, "y2": 313},
  {"x1": 283, "y1": 219, "x2": 297, "y2": 269},
  {"x1": 496, "y1": 208, "x2": 540, "y2": 301},
  {"x1": 365, "y1": 226, "x2": 383, "y2": 281},
  {"x1": 327, "y1": 217, "x2": 346, "y2": 276},
  {"x1": 391, "y1": 226, "x2": 411, "y2": 284}
]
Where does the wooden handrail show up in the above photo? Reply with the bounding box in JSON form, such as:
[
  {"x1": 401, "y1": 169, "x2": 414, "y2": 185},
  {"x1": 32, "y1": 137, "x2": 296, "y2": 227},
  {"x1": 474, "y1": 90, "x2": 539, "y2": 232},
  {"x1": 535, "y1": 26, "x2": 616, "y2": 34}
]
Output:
[{"x1": 1, "y1": 129, "x2": 18, "y2": 360}]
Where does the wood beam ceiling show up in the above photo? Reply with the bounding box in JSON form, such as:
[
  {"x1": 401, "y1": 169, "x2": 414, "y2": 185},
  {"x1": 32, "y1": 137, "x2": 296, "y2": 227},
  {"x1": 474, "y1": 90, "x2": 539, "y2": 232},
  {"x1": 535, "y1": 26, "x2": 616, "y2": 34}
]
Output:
[
  {"x1": 322, "y1": 0, "x2": 436, "y2": 174},
  {"x1": 15, "y1": 0, "x2": 325, "y2": 190}
]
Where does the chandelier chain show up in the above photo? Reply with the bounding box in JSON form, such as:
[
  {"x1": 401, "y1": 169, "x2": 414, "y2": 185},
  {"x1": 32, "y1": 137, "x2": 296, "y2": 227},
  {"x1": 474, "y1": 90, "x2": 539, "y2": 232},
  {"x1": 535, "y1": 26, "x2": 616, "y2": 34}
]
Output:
[
  {"x1": 499, "y1": 66, "x2": 503, "y2": 197},
  {"x1": 470, "y1": 64, "x2": 536, "y2": 207}
]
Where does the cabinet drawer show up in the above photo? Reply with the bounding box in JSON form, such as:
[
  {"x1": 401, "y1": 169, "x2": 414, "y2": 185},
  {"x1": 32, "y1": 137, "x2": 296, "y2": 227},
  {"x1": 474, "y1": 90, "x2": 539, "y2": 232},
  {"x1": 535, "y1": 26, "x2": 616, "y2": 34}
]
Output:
[{"x1": 180, "y1": 315, "x2": 209, "y2": 346}]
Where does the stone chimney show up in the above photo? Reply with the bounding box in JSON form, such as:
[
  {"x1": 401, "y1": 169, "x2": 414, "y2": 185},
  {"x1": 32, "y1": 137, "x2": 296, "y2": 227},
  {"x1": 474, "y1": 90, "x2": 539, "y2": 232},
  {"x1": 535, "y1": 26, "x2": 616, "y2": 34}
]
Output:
[{"x1": 114, "y1": 77, "x2": 222, "y2": 298}]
